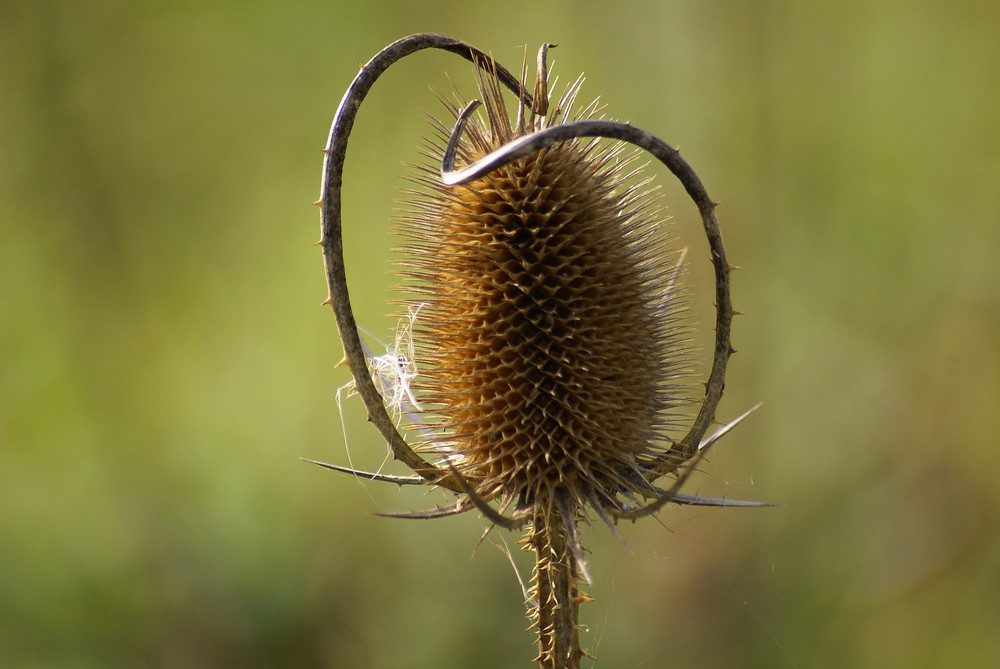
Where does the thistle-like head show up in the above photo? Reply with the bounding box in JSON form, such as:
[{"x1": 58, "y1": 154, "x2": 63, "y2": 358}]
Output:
[{"x1": 397, "y1": 58, "x2": 698, "y2": 518}]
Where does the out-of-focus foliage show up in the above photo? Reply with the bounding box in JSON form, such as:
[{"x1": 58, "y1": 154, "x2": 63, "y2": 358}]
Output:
[{"x1": 2, "y1": 1, "x2": 997, "y2": 667}]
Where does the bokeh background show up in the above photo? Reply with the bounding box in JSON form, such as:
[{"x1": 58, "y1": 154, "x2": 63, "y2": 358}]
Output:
[{"x1": 2, "y1": 1, "x2": 998, "y2": 667}]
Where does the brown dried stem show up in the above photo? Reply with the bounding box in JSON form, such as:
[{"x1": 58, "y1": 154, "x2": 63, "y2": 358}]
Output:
[{"x1": 527, "y1": 496, "x2": 583, "y2": 669}]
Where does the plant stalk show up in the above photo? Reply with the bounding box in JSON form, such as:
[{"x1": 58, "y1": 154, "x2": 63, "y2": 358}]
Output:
[{"x1": 527, "y1": 503, "x2": 582, "y2": 669}]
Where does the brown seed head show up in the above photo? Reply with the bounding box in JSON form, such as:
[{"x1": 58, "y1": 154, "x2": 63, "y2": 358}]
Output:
[{"x1": 396, "y1": 67, "x2": 697, "y2": 511}]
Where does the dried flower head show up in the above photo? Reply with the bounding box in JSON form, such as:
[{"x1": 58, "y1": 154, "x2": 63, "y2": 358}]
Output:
[
  {"x1": 400, "y1": 62, "x2": 697, "y2": 513},
  {"x1": 312, "y1": 34, "x2": 763, "y2": 669}
]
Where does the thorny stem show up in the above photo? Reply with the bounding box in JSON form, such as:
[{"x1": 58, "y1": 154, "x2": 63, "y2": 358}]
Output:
[{"x1": 528, "y1": 500, "x2": 582, "y2": 669}]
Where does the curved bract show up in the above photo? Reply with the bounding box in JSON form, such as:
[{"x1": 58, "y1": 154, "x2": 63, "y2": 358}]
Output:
[
  {"x1": 440, "y1": 104, "x2": 735, "y2": 487},
  {"x1": 319, "y1": 34, "x2": 539, "y2": 490}
]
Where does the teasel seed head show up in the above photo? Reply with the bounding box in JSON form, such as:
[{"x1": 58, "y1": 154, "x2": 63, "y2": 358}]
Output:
[{"x1": 397, "y1": 69, "x2": 697, "y2": 517}]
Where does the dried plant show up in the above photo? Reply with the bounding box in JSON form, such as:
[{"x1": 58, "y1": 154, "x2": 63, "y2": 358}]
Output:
[{"x1": 311, "y1": 33, "x2": 764, "y2": 669}]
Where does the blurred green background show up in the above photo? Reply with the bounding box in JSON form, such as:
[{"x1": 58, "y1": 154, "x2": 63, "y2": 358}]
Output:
[{"x1": 2, "y1": 1, "x2": 998, "y2": 667}]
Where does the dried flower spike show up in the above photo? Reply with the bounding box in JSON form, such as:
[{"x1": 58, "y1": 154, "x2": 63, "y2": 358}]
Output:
[{"x1": 314, "y1": 34, "x2": 764, "y2": 669}]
